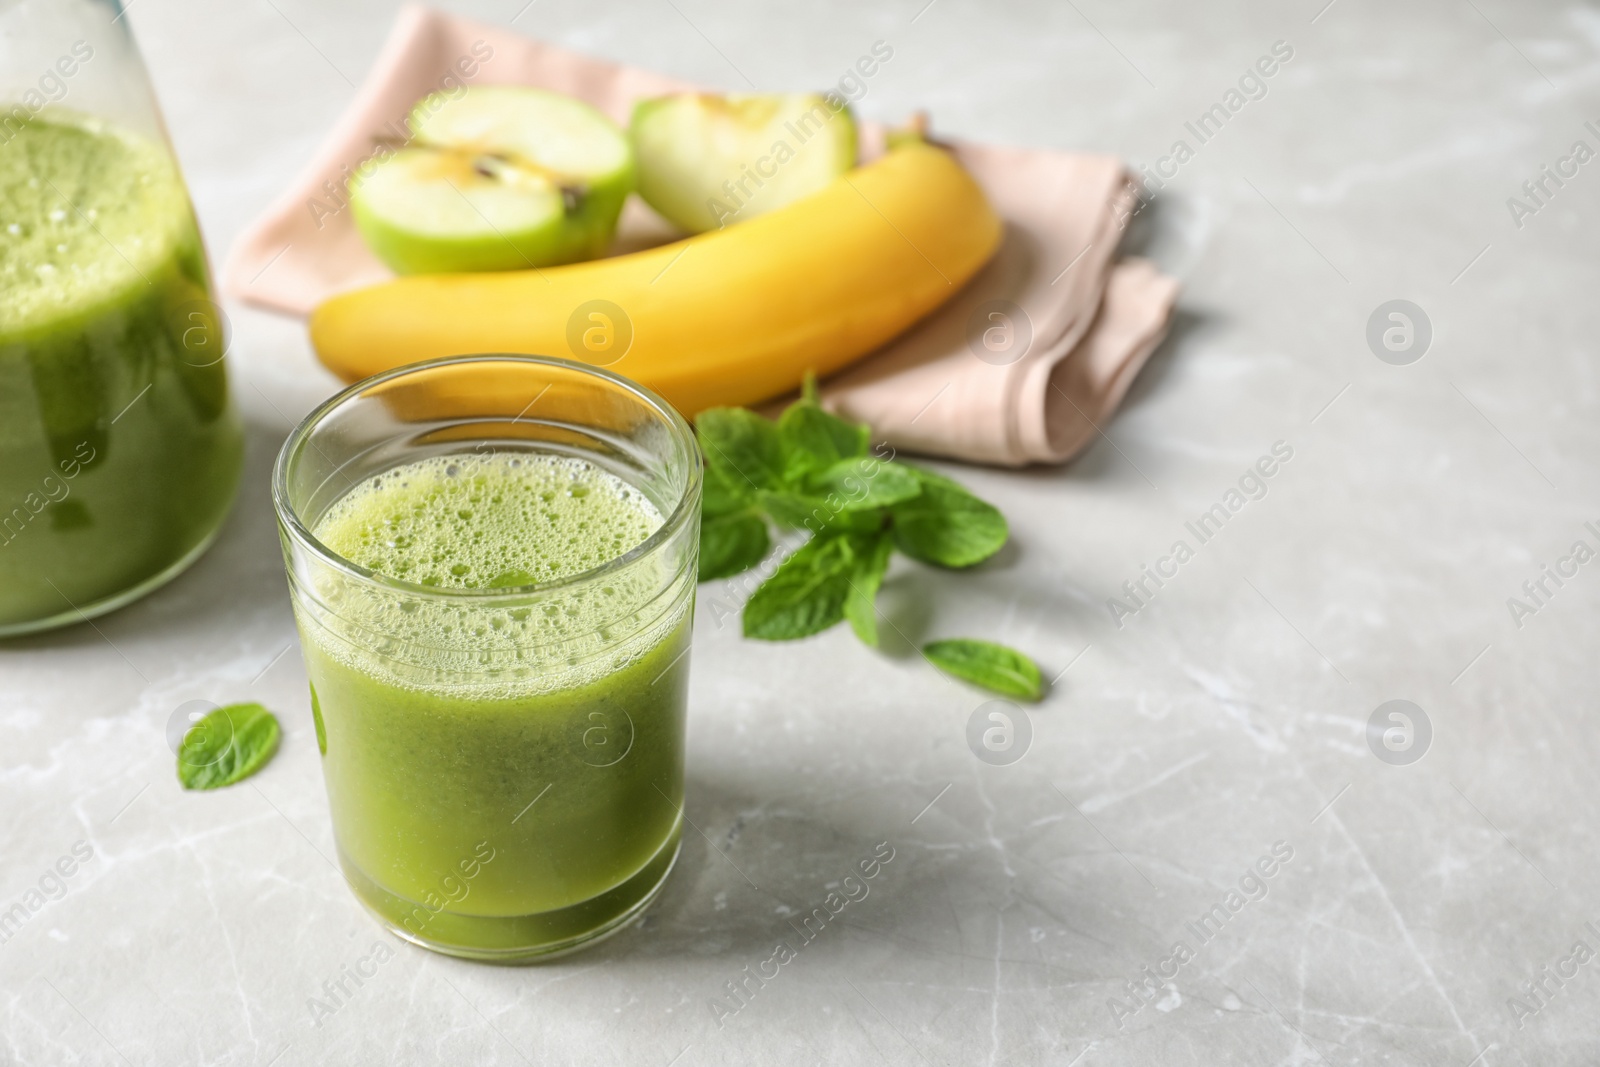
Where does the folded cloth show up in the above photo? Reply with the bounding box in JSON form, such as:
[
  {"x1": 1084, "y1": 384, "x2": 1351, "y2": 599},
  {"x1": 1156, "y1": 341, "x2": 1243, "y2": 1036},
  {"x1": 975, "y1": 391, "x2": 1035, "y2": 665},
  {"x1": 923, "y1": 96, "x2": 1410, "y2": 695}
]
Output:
[
  {"x1": 222, "y1": 4, "x2": 1179, "y2": 467},
  {"x1": 820, "y1": 146, "x2": 1179, "y2": 466}
]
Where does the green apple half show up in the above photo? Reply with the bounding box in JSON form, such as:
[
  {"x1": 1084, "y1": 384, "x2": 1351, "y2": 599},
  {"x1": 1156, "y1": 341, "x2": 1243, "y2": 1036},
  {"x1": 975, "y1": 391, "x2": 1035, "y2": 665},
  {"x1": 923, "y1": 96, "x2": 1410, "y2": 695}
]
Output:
[
  {"x1": 350, "y1": 86, "x2": 634, "y2": 275},
  {"x1": 629, "y1": 92, "x2": 857, "y2": 234}
]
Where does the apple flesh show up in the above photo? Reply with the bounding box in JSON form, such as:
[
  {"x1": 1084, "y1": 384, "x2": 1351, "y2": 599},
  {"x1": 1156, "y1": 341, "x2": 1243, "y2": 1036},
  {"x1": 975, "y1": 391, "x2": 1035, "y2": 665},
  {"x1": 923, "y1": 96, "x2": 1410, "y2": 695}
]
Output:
[
  {"x1": 351, "y1": 86, "x2": 634, "y2": 274},
  {"x1": 629, "y1": 92, "x2": 857, "y2": 234}
]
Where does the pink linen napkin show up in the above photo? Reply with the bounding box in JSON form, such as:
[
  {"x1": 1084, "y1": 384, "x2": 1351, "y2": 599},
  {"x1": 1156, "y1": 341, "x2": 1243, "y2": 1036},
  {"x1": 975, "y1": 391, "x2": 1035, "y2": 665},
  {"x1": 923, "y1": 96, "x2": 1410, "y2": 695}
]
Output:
[{"x1": 222, "y1": 5, "x2": 1179, "y2": 467}]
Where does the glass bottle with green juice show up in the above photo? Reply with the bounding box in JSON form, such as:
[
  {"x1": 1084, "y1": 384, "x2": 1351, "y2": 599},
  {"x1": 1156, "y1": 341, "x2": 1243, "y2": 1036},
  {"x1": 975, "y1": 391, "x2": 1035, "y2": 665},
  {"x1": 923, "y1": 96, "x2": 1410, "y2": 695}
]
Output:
[
  {"x1": 0, "y1": 0, "x2": 243, "y2": 635},
  {"x1": 274, "y1": 356, "x2": 701, "y2": 960}
]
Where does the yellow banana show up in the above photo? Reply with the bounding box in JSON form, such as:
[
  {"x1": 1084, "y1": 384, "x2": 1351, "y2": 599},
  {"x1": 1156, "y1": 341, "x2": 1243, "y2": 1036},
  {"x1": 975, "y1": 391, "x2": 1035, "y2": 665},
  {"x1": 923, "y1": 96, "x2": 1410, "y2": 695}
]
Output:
[{"x1": 309, "y1": 142, "x2": 1001, "y2": 416}]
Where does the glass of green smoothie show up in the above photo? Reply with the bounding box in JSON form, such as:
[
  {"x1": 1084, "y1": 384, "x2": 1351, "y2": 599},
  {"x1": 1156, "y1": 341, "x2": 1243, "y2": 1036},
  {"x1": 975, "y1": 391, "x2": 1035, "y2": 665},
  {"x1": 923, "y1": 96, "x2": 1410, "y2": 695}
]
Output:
[
  {"x1": 273, "y1": 355, "x2": 701, "y2": 961},
  {"x1": 0, "y1": 1, "x2": 244, "y2": 635}
]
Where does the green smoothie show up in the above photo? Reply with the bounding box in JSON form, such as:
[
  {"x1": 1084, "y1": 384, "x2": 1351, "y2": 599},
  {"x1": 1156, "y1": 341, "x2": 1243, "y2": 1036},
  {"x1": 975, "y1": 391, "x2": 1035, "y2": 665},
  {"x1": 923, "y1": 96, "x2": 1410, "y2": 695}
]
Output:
[
  {"x1": 299, "y1": 451, "x2": 691, "y2": 957},
  {"x1": 0, "y1": 115, "x2": 242, "y2": 632}
]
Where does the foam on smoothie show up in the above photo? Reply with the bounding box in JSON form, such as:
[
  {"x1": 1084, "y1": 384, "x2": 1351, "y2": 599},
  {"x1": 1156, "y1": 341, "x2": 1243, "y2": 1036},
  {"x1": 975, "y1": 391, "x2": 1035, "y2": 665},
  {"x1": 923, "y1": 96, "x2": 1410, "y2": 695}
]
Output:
[
  {"x1": 304, "y1": 451, "x2": 685, "y2": 694},
  {"x1": 0, "y1": 115, "x2": 190, "y2": 341},
  {"x1": 316, "y1": 452, "x2": 663, "y2": 590}
]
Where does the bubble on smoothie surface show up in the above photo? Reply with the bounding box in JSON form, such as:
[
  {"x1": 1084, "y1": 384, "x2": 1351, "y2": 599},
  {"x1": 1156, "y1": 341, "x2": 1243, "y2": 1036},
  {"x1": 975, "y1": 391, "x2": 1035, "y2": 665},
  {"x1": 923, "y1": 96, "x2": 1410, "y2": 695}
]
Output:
[{"x1": 312, "y1": 452, "x2": 663, "y2": 590}]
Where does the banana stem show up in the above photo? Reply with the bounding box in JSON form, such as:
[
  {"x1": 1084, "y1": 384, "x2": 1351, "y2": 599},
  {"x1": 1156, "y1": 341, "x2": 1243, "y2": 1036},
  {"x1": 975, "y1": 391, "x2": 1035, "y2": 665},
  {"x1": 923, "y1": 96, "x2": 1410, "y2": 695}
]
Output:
[{"x1": 887, "y1": 111, "x2": 931, "y2": 150}]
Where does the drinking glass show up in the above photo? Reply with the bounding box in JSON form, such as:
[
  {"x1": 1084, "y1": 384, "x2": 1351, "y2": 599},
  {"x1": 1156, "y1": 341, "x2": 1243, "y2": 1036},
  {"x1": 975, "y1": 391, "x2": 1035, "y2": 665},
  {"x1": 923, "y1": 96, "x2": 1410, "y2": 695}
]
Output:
[{"x1": 273, "y1": 355, "x2": 700, "y2": 961}]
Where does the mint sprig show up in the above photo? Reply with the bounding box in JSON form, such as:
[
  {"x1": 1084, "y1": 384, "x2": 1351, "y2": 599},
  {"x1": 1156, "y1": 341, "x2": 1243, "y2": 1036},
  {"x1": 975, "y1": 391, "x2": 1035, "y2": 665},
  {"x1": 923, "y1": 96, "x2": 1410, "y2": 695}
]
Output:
[{"x1": 695, "y1": 379, "x2": 1042, "y2": 699}]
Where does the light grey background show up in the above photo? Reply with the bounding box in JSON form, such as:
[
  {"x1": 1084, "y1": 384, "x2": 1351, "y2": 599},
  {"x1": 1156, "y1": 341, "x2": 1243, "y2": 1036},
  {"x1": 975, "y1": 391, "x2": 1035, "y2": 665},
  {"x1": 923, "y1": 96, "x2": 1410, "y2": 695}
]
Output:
[{"x1": 4, "y1": 0, "x2": 1599, "y2": 1064}]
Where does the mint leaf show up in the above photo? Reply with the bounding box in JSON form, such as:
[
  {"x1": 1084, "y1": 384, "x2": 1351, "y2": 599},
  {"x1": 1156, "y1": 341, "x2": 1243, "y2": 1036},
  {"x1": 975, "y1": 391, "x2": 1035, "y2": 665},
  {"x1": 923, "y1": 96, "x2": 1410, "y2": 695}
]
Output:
[
  {"x1": 890, "y1": 466, "x2": 1007, "y2": 568},
  {"x1": 697, "y1": 408, "x2": 784, "y2": 492},
  {"x1": 178, "y1": 702, "x2": 282, "y2": 790},
  {"x1": 844, "y1": 531, "x2": 895, "y2": 646},
  {"x1": 923, "y1": 639, "x2": 1042, "y2": 700},
  {"x1": 309, "y1": 686, "x2": 327, "y2": 757},
  {"x1": 757, "y1": 489, "x2": 887, "y2": 535},
  {"x1": 756, "y1": 489, "x2": 834, "y2": 531},
  {"x1": 809, "y1": 456, "x2": 921, "y2": 509},
  {"x1": 743, "y1": 532, "x2": 871, "y2": 640},
  {"x1": 700, "y1": 510, "x2": 770, "y2": 580},
  {"x1": 702, "y1": 461, "x2": 750, "y2": 517},
  {"x1": 778, "y1": 401, "x2": 868, "y2": 484}
]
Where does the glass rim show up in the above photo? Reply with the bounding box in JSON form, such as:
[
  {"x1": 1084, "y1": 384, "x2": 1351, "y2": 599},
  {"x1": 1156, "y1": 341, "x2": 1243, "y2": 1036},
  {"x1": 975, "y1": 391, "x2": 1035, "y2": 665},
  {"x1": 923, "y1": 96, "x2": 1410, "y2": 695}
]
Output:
[{"x1": 270, "y1": 353, "x2": 702, "y2": 602}]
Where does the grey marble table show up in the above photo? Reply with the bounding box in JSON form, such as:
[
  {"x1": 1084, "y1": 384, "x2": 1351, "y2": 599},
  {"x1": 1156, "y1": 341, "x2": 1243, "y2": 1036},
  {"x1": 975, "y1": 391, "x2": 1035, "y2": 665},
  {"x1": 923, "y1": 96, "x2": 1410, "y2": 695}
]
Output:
[{"x1": 5, "y1": 1, "x2": 1599, "y2": 1064}]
